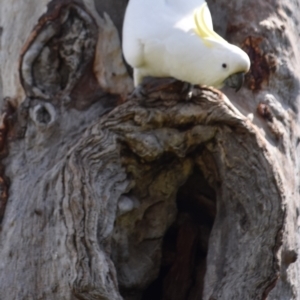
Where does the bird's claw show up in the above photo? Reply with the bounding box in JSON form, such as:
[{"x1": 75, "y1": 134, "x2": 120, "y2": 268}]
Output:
[
  {"x1": 181, "y1": 83, "x2": 194, "y2": 100},
  {"x1": 129, "y1": 85, "x2": 147, "y2": 99}
]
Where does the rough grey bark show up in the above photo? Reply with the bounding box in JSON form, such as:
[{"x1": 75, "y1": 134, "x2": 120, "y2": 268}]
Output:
[{"x1": 0, "y1": 0, "x2": 299, "y2": 300}]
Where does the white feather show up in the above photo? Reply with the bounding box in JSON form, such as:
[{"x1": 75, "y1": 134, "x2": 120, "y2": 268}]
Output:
[{"x1": 122, "y1": 0, "x2": 250, "y2": 88}]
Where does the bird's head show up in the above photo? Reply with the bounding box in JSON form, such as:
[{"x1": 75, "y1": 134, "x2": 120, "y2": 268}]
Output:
[
  {"x1": 193, "y1": 2, "x2": 250, "y2": 91},
  {"x1": 208, "y1": 42, "x2": 250, "y2": 91}
]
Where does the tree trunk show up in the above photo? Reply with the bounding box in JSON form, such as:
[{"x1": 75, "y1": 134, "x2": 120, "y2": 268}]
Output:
[{"x1": 0, "y1": 0, "x2": 299, "y2": 299}]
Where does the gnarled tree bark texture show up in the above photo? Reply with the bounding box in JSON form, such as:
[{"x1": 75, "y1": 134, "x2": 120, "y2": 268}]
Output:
[{"x1": 0, "y1": 0, "x2": 299, "y2": 299}]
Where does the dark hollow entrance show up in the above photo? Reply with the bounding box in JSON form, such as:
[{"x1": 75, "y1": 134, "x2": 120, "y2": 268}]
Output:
[{"x1": 142, "y1": 165, "x2": 217, "y2": 300}]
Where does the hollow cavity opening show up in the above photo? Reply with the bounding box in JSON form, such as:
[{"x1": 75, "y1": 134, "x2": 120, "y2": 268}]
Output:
[{"x1": 141, "y1": 165, "x2": 216, "y2": 300}]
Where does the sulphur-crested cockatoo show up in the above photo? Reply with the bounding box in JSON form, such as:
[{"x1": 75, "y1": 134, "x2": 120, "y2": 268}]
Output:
[{"x1": 122, "y1": 0, "x2": 250, "y2": 91}]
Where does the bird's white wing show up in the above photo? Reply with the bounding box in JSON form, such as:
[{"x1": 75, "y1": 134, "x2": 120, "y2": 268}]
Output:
[
  {"x1": 165, "y1": 0, "x2": 206, "y2": 15},
  {"x1": 122, "y1": 0, "x2": 207, "y2": 68},
  {"x1": 123, "y1": 0, "x2": 171, "y2": 68}
]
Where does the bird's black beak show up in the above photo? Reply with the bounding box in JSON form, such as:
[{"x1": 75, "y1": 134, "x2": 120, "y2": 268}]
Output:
[{"x1": 224, "y1": 72, "x2": 245, "y2": 92}]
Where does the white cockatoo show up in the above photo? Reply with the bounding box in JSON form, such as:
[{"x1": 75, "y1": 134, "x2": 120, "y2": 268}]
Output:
[{"x1": 122, "y1": 0, "x2": 250, "y2": 92}]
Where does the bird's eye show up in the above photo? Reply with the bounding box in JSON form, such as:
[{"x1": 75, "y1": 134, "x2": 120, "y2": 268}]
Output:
[{"x1": 222, "y1": 63, "x2": 227, "y2": 69}]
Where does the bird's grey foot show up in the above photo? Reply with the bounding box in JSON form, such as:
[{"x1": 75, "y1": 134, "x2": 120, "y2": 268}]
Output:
[
  {"x1": 181, "y1": 82, "x2": 194, "y2": 100},
  {"x1": 130, "y1": 84, "x2": 147, "y2": 99}
]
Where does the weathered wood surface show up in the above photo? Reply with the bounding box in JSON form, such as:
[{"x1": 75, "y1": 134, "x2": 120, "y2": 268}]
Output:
[{"x1": 0, "y1": 0, "x2": 299, "y2": 299}]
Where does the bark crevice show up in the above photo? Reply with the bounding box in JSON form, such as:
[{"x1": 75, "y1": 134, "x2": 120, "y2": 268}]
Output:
[{"x1": 0, "y1": 0, "x2": 297, "y2": 299}]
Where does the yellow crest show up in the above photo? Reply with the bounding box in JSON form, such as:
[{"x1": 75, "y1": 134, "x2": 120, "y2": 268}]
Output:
[{"x1": 194, "y1": 3, "x2": 227, "y2": 47}]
